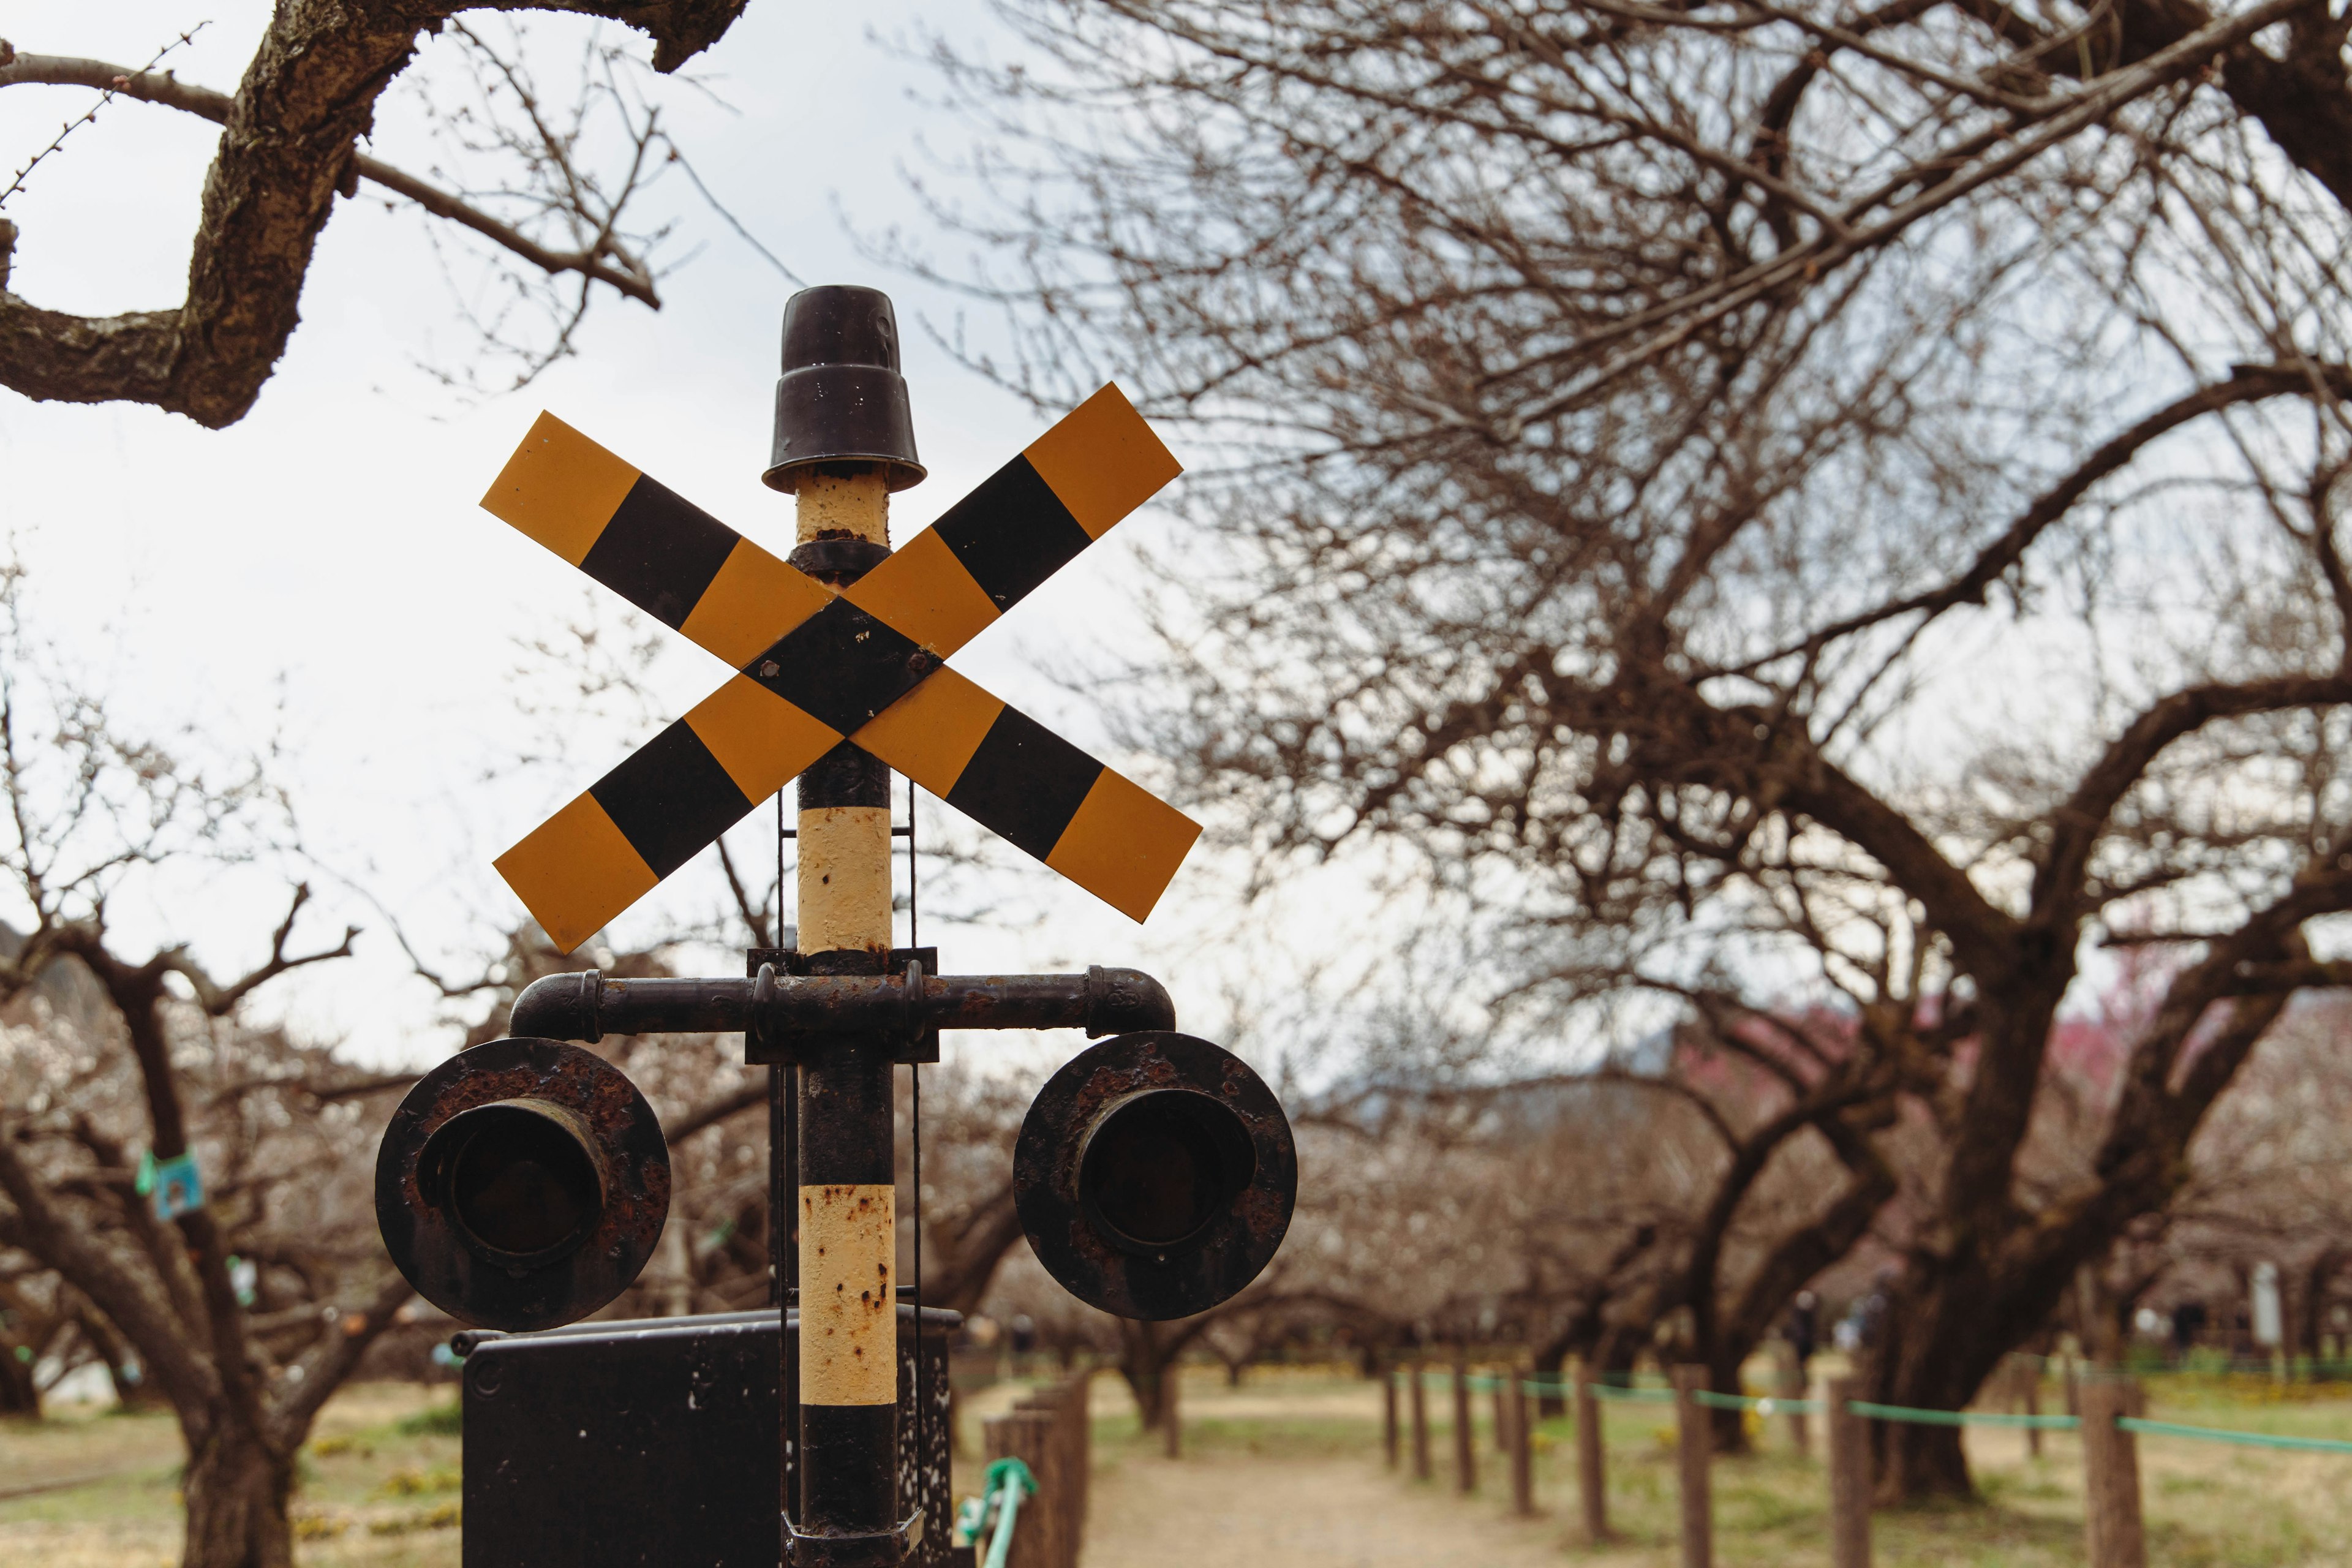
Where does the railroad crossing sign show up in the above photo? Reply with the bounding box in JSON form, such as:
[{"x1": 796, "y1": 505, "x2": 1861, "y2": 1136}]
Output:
[{"x1": 482, "y1": 385, "x2": 1202, "y2": 952}]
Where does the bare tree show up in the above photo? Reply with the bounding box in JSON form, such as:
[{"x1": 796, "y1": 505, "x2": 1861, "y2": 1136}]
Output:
[
  {"x1": 0, "y1": 0, "x2": 761, "y2": 425},
  {"x1": 919, "y1": 0, "x2": 2352, "y2": 1499},
  {"x1": 0, "y1": 574, "x2": 429, "y2": 1566}
]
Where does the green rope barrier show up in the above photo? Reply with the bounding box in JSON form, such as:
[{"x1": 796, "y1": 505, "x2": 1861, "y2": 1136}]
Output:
[
  {"x1": 1586, "y1": 1383, "x2": 1678, "y2": 1404},
  {"x1": 2117, "y1": 1417, "x2": 2352, "y2": 1455},
  {"x1": 1847, "y1": 1400, "x2": 2079, "y2": 1430},
  {"x1": 1687, "y1": 1388, "x2": 1824, "y2": 1414}
]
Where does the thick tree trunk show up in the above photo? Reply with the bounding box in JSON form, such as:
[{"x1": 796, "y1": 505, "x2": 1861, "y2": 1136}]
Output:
[
  {"x1": 1869, "y1": 1248, "x2": 2062, "y2": 1500},
  {"x1": 1118, "y1": 1319, "x2": 1173, "y2": 1430},
  {"x1": 1705, "y1": 1345, "x2": 1751, "y2": 1454},
  {"x1": 181, "y1": 1421, "x2": 296, "y2": 1568},
  {"x1": 1531, "y1": 1323, "x2": 1586, "y2": 1420},
  {"x1": 0, "y1": 1344, "x2": 37, "y2": 1417}
]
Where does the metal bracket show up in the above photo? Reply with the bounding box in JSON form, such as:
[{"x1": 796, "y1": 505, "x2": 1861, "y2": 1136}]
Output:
[
  {"x1": 785, "y1": 1507, "x2": 924, "y2": 1566},
  {"x1": 744, "y1": 947, "x2": 940, "y2": 1066}
]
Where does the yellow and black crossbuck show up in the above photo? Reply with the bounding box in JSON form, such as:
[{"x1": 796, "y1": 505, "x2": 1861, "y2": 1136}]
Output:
[{"x1": 483, "y1": 385, "x2": 1202, "y2": 952}]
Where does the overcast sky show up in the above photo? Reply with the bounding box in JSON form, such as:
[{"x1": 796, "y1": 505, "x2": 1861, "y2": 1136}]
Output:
[{"x1": 0, "y1": 2, "x2": 1325, "y2": 1070}]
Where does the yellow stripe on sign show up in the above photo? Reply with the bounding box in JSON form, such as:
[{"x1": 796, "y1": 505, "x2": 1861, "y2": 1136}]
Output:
[
  {"x1": 684, "y1": 675, "x2": 842, "y2": 802},
  {"x1": 840, "y1": 526, "x2": 1002, "y2": 658},
  {"x1": 850, "y1": 666, "x2": 1006, "y2": 797},
  {"x1": 481, "y1": 412, "x2": 641, "y2": 565},
  {"x1": 1023, "y1": 383, "x2": 1183, "y2": 540},
  {"x1": 1044, "y1": 769, "x2": 1202, "y2": 922},
  {"x1": 679, "y1": 539, "x2": 837, "y2": 668},
  {"x1": 493, "y1": 793, "x2": 659, "y2": 955}
]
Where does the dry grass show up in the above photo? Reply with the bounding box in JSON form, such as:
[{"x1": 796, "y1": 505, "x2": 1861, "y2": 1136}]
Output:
[
  {"x1": 9, "y1": 1365, "x2": 2352, "y2": 1564},
  {"x1": 1082, "y1": 1365, "x2": 2352, "y2": 1567},
  {"x1": 0, "y1": 1382, "x2": 463, "y2": 1567}
]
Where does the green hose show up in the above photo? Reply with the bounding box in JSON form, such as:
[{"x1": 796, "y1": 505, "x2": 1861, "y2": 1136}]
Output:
[{"x1": 981, "y1": 1456, "x2": 1038, "y2": 1568}]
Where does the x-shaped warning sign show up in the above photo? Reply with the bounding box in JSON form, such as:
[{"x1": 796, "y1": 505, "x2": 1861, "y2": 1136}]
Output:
[{"x1": 483, "y1": 386, "x2": 1201, "y2": 952}]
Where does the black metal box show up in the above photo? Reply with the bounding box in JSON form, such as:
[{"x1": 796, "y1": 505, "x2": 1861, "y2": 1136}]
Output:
[{"x1": 461, "y1": 1308, "x2": 953, "y2": 1567}]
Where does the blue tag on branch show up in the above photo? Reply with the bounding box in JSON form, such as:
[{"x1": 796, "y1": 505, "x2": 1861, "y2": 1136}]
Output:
[
  {"x1": 134, "y1": 1148, "x2": 157, "y2": 1197},
  {"x1": 150, "y1": 1152, "x2": 203, "y2": 1220}
]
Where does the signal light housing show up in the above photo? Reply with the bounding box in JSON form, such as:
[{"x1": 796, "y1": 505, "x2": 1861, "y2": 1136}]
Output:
[
  {"x1": 377, "y1": 1038, "x2": 669, "y2": 1332},
  {"x1": 1014, "y1": 1031, "x2": 1295, "y2": 1321}
]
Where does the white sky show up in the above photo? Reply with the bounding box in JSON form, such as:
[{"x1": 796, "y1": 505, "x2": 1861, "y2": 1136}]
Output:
[{"x1": 0, "y1": 2, "x2": 1322, "y2": 1071}]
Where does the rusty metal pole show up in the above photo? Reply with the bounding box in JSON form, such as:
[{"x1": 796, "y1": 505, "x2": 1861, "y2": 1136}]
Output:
[
  {"x1": 780, "y1": 286, "x2": 921, "y2": 1568},
  {"x1": 1574, "y1": 1365, "x2": 1607, "y2": 1543},
  {"x1": 1673, "y1": 1365, "x2": 1711, "y2": 1568},
  {"x1": 1825, "y1": 1375, "x2": 1869, "y2": 1568}
]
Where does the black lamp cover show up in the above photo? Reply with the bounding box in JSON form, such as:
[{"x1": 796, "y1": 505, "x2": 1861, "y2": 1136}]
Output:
[{"x1": 761, "y1": 284, "x2": 926, "y2": 493}]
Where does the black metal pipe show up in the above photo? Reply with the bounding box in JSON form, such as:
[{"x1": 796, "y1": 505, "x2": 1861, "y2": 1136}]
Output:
[{"x1": 511, "y1": 965, "x2": 1176, "y2": 1044}]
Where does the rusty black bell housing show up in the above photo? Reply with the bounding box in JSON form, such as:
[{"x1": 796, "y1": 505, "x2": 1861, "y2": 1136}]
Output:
[
  {"x1": 375, "y1": 1038, "x2": 669, "y2": 1332},
  {"x1": 1014, "y1": 1031, "x2": 1295, "y2": 1321},
  {"x1": 761, "y1": 284, "x2": 926, "y2": 494}
]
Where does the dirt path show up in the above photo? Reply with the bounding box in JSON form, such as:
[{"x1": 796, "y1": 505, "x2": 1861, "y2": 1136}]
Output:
[
  {"x1": 1063, "y1": 1374, "x2": 1607, "y2": 1568},
  {"x1": 1083, "y1": 1448, "x2": 1586, "y2": 1568}
]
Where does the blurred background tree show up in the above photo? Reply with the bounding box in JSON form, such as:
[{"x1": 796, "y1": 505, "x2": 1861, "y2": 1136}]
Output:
[{"x1": 905, "y1": 0, "x2": 2352, "y2": 1499}]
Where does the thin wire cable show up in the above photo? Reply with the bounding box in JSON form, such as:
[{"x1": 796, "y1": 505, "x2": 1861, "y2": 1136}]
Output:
[{"x1": 908, "y1": 774, "x2": 924, "y2": 1519}]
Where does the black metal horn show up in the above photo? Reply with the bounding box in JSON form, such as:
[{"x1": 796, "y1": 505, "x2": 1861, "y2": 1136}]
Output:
[
  {"x1": 375, "y1": 1038, "x2": 669, "y2": 1332},
  {"x1": 1014, "y1": 1031, "x2": 1297, "y2": 1321}
]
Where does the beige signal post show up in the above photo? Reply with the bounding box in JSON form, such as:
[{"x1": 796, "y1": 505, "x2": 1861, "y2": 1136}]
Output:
[
  {"x1": 790, "y1": 456, "x2": 903, "y2": 1559},
  {"x1": 795, "y1": 467, "x2": 898, "y2": 1409},
  {"x1": 795, "y1": 470, "x2": 896, "y2": 961}
]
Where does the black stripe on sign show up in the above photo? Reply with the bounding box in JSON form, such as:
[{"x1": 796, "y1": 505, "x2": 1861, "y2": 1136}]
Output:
[
  {"x1": 578, "y1": 475, "x2": 741, "y2": 630},
  {"x1": 745, "y1": 596, "x2": 941, "y2": 736},
  {"x1": 943, "y1": 707, "x2": 1104, "y2": 862},
  {"x1": 587, "y1": 719, "x2": 754, "y2": 878},
  {"x1": 930, "y1": 454, "x2": 1093, "y2": 612}
]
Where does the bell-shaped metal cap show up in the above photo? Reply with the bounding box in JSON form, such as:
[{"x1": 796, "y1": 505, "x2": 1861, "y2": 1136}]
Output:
[{"x1": 761, "y1": 284, "x2": 927, "y2": 492}]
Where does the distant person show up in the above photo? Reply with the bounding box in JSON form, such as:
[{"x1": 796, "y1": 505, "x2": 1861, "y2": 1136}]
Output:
[
  {"x1": 1785, "y1": 1291, "x2": 1820, "y2": 1370},
  {"x1": 2172, "y1": 1301, "x2": 2207, "y2": 1362},
  {"x1": 1853, "y1": 1274, "x2": 1895, "y2": 1351}
]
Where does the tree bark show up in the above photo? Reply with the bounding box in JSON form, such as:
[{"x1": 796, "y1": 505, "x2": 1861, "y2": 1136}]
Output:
[{"x1": 181, "y1": 1417, "x2": 296, "y2": 1568}]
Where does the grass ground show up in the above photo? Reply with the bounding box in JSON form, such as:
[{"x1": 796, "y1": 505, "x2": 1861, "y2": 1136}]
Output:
[
  {"x1": 1079, "y1": 1363, "x2": 2352, "y2": 1567},
  {"x1": 0, "y1": 1382, "x2": 463, "y2": 1568},
  {"x1": 8, "y1": 1362, "x2": 2352, "y2": 1563}
]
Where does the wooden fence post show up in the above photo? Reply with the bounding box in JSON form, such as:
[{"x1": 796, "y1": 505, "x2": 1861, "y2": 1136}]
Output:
[
  {"x1": 1453, "y1": 1360, "x2": 1477, "y2": 1493},
  {"x1": 1574, "y1": 1366, "x2": 1608, "y2": 1543},
  {"x1": 1507, "y1": 1375, "x2": 1536, "y2": 1517},
  {"x1": 1493, "y1": 1368, "x2": 1511, "y2": 1453},
  {"x1": 1411, "y1": 1362, "x2": 1431, "y2": 1480},
  {"x1": 1067, "y1": 1371, "x2": 1093, "y2": 1545},
  {"x1": 1384, "y1": 1365, "x2": 1400, "y2": 1469},
  {"x1": 2080, "y1": 1378, "x2": 2147, "y2": 1568},
  {"x1": 2023, "y1": 1363, "x2": 2044, "y2": 1459},
  {"x1": 1016, "y1": 1388, "x2": 1079, "y2": 1568},
  {"x1": 1824, "y1": 1374, "x2": 1870, "y2": 1568},
  {"x1": 1776, "y1": 1344, "x2": 1811, "y2": 1457},
  {"x1": 985, "y1": 1409, "x2": 1061, "y2": 1568},
  {"x1": 1673, "y1": 1365, "x2": 1711, "y2": 1568},
  {"x1": 1163, "y1": 1362, "x2": 1181, "y2": 1458}
]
